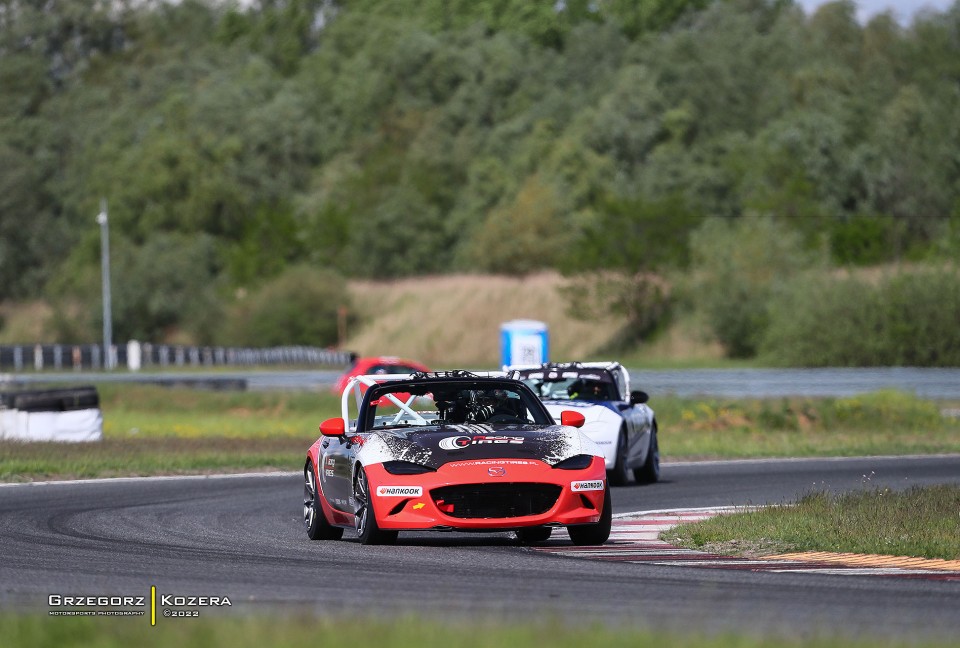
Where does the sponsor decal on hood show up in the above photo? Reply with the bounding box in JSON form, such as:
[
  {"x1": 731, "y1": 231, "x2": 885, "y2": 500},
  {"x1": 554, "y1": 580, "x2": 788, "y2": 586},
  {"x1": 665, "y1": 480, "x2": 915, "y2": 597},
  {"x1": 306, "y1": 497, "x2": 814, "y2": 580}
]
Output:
[
  {"x1": 446, "y1": 459, "x2": 541, "y2": 469},
  {"x1": 438, "y1": 435, "x2": 524, "y2": 449}
]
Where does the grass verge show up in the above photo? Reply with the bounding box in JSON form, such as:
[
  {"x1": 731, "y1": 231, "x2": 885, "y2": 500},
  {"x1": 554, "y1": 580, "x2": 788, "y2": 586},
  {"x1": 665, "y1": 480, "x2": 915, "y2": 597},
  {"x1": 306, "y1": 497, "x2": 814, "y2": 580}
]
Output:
[
  {"x1": 1, "y1": 385, "x2": 958, "y2": 481},
  {"x1": 0, "y1": 614, "x2": 953, "y2": 648},
  {"x1": 0, "y1": 438, "x2": 304, "y2": 481},
  {"x1": 96, "y1": 384, "x2": 342, "y2": 438},
  {"x1": 0, "y1": 384, "x2": 337, "y2": 481},
  {"x1": 656, "y1": 390, "x2": 960, "y2": 459},
  {"x1": 665, "y1": 485, "x2": 960, "y2": 560}
]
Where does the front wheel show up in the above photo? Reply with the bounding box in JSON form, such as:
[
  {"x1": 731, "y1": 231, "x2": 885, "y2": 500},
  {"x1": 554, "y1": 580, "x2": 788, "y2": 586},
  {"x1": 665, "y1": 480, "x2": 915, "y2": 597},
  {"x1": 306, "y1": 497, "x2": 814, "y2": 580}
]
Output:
[
  {"x1": 304, "y1": 460, "x2": 343, "y2": 541},
  {"x1": 633, "y1": 422, "x2": 660, "y2": 484},
  {"x1": 353, "y1": 465, "x2": 398, "y2": 546},
  {"x1": 607, "y1": 428, "x2": 630, "y2": 487},
  {"x1": 567, "y1": 484, "x2": 612, "y2": 546}
]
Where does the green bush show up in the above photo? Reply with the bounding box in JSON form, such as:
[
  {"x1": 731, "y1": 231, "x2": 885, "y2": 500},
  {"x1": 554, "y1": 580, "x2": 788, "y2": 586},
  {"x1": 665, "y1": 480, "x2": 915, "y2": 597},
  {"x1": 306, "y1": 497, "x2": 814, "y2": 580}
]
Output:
[
  {"x1": 830, "y1": 214, "x2": 898, "y2": 265},
  {"x1": 762, "y1": 266, "x2": 960, "y2": 366},
  {"x1": 759, "y1": 272, "x2": 883, "y2": 366},
  {"x1": 688, "y1": 215, "x2": 817, "y2": 358},
  {"x1": 225, "y1": 265, "x2": 350, "y2": 347},
  {"x1": 559, "y1": 271, "x2": 673, "y2": 347},
  {"x1": 46, "y1": 232, "x2": 225, "y2": 345},
  {"x1": 568, "y1": 193, "x2": 704, "y2": 272},
  {"x1": 883, "y1": 269, "x2": 960, "y2": 365}
]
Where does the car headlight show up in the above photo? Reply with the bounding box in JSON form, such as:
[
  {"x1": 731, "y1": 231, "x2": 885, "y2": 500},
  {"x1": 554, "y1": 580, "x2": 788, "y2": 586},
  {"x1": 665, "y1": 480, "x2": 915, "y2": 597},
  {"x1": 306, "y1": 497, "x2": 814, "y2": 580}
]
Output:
[
  {"x1": 551, "y1": 454, "x2": 594, "y2": 470},
  {"x1": 382, "y1": 460, "x2": 437, "y2": 475}
]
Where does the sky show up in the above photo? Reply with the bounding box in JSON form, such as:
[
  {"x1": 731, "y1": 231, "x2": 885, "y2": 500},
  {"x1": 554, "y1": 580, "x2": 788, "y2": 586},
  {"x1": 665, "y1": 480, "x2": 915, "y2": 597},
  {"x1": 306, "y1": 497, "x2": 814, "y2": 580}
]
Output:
[{"x1": 795, "y1": 0, "x2": 955, "y2": 24}]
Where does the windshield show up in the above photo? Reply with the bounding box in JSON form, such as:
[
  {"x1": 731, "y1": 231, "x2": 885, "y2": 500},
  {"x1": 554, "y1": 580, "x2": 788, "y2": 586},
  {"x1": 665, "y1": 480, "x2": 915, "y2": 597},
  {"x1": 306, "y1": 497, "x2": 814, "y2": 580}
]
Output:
[
  {"x1": 361, "y1": 380, "x2": 551, "y2": 431},
  {"x1": 517, "y1": 371, "x2": 618, "y2": 402}
]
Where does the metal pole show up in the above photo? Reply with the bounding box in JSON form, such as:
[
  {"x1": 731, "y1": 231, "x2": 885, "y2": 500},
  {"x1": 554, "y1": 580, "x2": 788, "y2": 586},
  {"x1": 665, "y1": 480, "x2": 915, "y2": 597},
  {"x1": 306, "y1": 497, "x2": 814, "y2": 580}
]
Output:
[{"x1": 97, "y1": 199, "x2": 113, "y2": 370}]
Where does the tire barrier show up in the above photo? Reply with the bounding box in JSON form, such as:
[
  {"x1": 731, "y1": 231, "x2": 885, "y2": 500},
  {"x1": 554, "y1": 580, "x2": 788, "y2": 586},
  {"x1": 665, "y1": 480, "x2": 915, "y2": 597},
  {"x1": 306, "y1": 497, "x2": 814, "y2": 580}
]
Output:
[
  {"x1": 1, "y1": 386, "x2": 99, "y2": 412},
  {"x1": 0, "y1": 385, "x2": 103, "y2": 442},
  {"x1": 0, "y1": 343, "x2": 354, "y2": 372},
  {"x1": 135, "y1": 378, "x2": 249, "y2": 391}
]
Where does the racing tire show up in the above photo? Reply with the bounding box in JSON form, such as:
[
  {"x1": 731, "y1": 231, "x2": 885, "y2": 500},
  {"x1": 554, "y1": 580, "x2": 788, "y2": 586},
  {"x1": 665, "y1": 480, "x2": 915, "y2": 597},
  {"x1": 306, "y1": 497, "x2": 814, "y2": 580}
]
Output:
[
  {"x1": 11, "y1": 386, "x2": 100, "y2": 412},
  {"x1": 304, "y1": 460, "x2": 344, "y2": 541},
  {"x1": 515, "y1": 526, "x2": 553, "y2": 544},
  {"x1": 354, "y1": 465, "x2": 399, "y2": 546},
  {"x1": 633, "y1": 422, "x2": 660, "y2": 484},
  {"x1": 567, "y1": 484, "x2": 612, "y2": 546},
  {"x1": 607, "y1": 428, "x2": 630, "y2": 487}
]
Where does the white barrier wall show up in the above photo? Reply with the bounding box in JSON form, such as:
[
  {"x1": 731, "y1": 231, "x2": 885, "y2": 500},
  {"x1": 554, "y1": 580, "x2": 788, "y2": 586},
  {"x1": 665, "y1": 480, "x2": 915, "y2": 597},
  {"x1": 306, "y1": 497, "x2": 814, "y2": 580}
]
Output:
[{"x1": 0, "y1": 408, "x2": 103, "y2": 442}]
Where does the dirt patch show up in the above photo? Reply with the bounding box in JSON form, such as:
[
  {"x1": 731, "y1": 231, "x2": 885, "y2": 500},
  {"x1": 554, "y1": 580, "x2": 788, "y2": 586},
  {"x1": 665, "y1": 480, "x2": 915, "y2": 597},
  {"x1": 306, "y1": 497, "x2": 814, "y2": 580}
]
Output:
[{"x1": 0, "y1": 301, "x2": 53, "y2": 343}]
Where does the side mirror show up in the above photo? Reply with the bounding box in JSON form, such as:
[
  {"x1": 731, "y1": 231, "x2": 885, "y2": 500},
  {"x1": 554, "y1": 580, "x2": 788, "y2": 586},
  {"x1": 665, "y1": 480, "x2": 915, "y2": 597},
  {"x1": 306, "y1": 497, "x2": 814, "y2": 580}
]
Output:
[
  {"x1": 630, "y1": 391, "x2": 649, "y2": 405},
  {"x1": 319, "y1": 417, "x2": 346, "y2": 437},
  {"x1": 560, "y1": 410, "x2": 585, "y2": 428}
]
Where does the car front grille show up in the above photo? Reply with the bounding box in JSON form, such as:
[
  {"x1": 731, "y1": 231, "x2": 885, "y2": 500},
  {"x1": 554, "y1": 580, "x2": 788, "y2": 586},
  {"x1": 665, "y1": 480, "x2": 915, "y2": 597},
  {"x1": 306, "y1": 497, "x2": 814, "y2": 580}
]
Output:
[{"x1": 431, "y1": 483, "x2": 561, "y2": 519}]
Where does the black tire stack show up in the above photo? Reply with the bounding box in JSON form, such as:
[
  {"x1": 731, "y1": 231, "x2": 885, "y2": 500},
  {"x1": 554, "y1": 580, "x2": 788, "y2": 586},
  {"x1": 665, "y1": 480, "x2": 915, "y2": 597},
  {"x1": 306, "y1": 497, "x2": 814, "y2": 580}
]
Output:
[{"x1": 0, "y1": 386, "x2": 100, "y2": 412}]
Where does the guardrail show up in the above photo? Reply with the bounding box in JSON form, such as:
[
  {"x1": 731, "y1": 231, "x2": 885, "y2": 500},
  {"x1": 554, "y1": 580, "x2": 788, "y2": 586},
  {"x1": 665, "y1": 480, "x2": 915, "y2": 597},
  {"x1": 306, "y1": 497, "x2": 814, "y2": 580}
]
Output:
[{"x1": 0, "y1": 342, "x2": 354, "y2": 372}]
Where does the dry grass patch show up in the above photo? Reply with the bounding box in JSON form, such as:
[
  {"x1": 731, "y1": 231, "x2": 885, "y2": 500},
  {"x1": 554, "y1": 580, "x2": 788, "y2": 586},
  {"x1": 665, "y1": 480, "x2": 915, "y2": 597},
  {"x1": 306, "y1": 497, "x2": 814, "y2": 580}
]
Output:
[
  {"x1": 0, "y1": 300, "x2": 53, "y2": 343},
  {"x1": 619, "y1": 311, "x2": 726, "y2": 366},
  {"x1": 345, "y1": 272, "x2": 629, "y2": 367}
]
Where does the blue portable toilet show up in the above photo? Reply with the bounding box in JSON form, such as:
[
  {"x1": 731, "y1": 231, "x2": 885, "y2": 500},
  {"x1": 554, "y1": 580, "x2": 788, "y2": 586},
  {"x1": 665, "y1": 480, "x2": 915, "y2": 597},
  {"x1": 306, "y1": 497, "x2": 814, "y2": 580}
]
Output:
[{"x1": 500, "y1": 319, "x2": 549, "y2": 368}]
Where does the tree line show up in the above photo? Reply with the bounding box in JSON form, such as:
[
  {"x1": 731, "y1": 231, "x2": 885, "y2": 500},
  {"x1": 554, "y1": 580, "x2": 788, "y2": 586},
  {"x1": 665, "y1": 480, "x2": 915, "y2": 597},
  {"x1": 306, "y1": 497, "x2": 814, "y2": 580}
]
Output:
[{"x1": 1, "y1": 0, "x2": 959, "y2": 358}]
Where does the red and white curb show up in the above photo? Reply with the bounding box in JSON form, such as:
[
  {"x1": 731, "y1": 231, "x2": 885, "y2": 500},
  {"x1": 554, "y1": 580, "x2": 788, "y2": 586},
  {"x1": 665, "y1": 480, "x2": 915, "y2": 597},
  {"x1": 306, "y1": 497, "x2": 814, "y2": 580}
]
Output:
[{"x1": 532, "y1": 507, "x2": 960, "y2": 581}]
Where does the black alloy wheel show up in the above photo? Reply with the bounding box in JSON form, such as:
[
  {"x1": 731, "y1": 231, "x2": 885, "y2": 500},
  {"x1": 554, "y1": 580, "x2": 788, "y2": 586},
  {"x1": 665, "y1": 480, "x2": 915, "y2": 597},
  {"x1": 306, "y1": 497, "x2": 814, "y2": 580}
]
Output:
[
  {"x1": 304, "y1": 460, "x2": 343, "y2": 540},
  {"x1": 567, "y1": 484, "x2": 612, "y2": 546},
  {"x1": 608, "y1": 428, "x2": 630, "y2": 487},
  {"x1": 353, "y1": 465, "x2": 398, "y2": 545},
  {"x1": 633, "y1": 423, "x2": 660, "y2": 484}
]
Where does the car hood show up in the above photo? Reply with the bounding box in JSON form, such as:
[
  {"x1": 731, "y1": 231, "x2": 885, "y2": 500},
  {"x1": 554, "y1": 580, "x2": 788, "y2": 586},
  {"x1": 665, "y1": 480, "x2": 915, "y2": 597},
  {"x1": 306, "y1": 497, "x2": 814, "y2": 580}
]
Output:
[{"x1": 355, "y1": 423, "x2": 599, "y2": 470}]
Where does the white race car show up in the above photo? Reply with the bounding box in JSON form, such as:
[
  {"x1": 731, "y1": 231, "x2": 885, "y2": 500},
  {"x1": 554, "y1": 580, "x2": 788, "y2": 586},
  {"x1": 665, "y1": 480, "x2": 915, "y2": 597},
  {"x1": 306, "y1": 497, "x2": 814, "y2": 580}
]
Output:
[{"x1": 506, "y1": 362, "x2": 659, "y2": 486}]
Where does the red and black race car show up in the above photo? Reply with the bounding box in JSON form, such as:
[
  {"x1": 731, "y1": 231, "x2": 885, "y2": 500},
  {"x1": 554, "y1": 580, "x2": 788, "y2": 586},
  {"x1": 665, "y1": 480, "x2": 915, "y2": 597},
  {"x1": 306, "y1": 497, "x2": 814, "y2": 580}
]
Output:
[{"x1": 304, "y1": 371, "x2": 611, "y2": 545}]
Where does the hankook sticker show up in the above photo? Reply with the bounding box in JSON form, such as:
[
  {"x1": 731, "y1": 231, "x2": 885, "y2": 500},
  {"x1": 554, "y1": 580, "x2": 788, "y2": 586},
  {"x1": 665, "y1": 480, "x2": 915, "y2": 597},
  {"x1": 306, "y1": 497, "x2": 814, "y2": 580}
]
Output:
[
  {"x1": 376, "y1": 486, "x2": 423, "y2": 497},
  {"x1": 570, "y1": 480, "x2": 604, "y2": 492}
]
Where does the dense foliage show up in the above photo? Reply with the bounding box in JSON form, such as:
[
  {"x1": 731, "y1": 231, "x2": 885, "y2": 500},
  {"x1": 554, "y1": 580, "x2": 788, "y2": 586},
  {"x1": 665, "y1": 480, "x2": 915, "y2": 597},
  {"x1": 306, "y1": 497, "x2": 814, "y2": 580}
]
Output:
[
  {"x1": 762, "y1": 266, "x2": 960, "y2": 366},
  {"x1": 2, "y1": 0, "x2": 959, "y2": 355},
  {"x1": 222, "y1": 265, "x2": 350, "y2": 347}
]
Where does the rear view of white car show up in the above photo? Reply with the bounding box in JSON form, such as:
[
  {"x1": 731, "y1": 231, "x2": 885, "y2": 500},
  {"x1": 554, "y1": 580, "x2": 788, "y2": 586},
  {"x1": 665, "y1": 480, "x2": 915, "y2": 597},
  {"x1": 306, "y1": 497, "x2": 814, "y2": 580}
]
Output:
[{"x1": 506, "y1": 362, "x2": 659, "y2": 486}]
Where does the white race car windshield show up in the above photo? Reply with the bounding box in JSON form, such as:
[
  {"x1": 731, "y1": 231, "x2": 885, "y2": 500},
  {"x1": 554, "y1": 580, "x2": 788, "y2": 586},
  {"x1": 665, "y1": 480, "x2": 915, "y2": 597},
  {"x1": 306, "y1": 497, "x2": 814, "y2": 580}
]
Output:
[{"x1": 520, "y1": 374, "x2": 618, "y2": 402}]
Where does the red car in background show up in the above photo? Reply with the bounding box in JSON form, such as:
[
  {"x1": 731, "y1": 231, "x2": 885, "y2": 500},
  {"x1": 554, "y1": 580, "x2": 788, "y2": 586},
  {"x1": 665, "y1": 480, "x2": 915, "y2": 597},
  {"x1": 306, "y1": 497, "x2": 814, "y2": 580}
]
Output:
[{"x1": 333, "y1": 356, "x2": 431, "y2": 395}]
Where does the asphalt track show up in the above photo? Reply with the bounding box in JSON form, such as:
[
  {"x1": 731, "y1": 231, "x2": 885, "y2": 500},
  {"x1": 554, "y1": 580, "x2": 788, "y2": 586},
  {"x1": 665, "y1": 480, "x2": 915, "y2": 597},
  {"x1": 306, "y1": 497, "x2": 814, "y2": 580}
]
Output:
[{"x1": 2, "y1": 455, "x2": 959, "y2": 640}]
